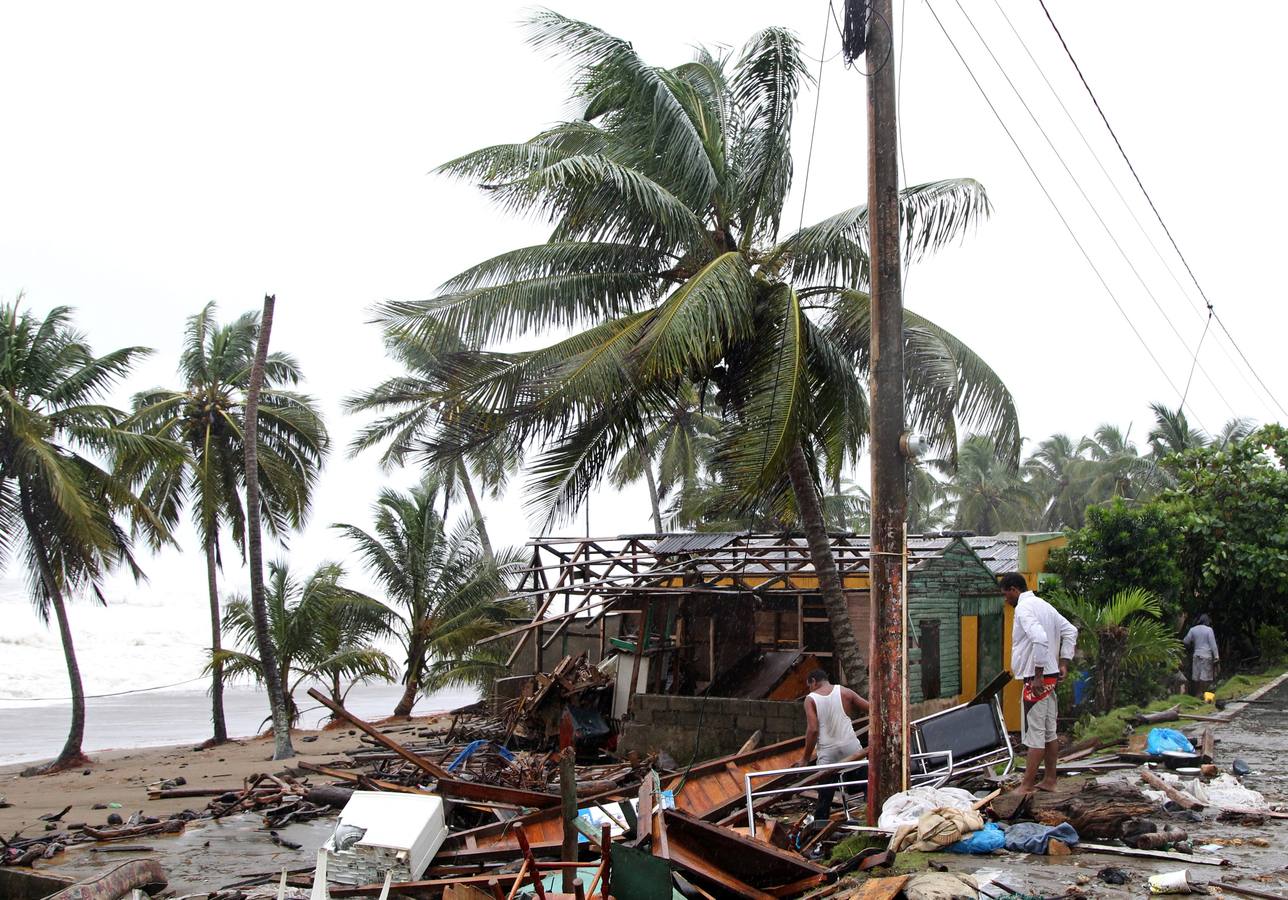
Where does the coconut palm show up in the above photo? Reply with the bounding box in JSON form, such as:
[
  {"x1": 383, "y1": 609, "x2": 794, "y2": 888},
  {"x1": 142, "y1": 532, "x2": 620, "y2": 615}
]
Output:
[
  {"x1": 212, "y1": 561, "x2": 396, "y2": 723},
  {"x1": 609, "y1": 382, "x2": 722, "y2": 531},
  {"x1": 347, "y1": 328, "x2": 520, "y2": 562},
  {"x1": 1024, "y1": 433, "x2": 1094, "y2": 529},
  {"x1": 1051, "y1": 587, "x2": 1180, "y2": 713},
  {"x1": 376, "y1": 13, "x2": 1018, "y2": 683},
  {"x1": 1079, "y1": 424, "x2": 1154, "y2": 502},
  {"x1": 0, "y1": 301, "x2": 178, "y2": 771},
  {"x1": 126, "y1": 302, "x2": 329, "y2": 744},
  {"x1": 907, "y1": 459, "x2": 953, "y2": 534},
  {"x1": 335, "y1": 485, "x2": 525, "y2": 717},
  {"x1": 1147, "y1": 404, "x2": 1210, "y2": 457},
  {"x1": 946, "y1": 435, "x2": 1035, "y2": 534}
]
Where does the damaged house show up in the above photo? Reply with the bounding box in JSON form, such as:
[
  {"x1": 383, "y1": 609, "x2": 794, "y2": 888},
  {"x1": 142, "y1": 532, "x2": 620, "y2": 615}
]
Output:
[{"x1": 499, "y1": 532, "x2": 1018, "y2": 758}]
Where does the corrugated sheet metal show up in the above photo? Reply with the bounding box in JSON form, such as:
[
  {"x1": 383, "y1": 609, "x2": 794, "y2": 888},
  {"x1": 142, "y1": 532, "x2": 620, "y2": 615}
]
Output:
[{"x1": 653, "y1": 532, "x2": 740, "y2": 554}]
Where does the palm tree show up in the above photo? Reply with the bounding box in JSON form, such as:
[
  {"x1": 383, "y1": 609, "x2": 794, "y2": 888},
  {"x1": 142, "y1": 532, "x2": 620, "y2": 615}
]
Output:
[
  {"x1": 335, "y1": 485, "x2": 524, "y2": 717},
  {"x1": 347, "y1": 328, "x2": 520, "y2": 563},
  {"x1": 0, "y1": 301, "x2": 177, "y2": 771},
  {"x1": 1051, "y1": 587, "x2": 1180, "y2": 713},
  {"x1": 376, "y1": 14, "x2": 1018, "y2": 683},
  {"x1": 1024, "y1": 433, "x2": 1093, "y2": 529},
  {"x1": 946, "y1": 435, "x2": 1034, "y2": 534},
  {"x1": 213, "y1": 561, "x2": 396, "y2": 723},
  {"x1": 1079, "y1": 424, "x2": 1153, "y2": 503},
  {"x1": 127, "y1": 302, "x2": 329, "y2": 745},
  {"x1": 610, "y1": 383, "x2": 722, "y2": 531},
  {"x1": 1147, "y1": 404, "x2": 1210, "y2": 457}
]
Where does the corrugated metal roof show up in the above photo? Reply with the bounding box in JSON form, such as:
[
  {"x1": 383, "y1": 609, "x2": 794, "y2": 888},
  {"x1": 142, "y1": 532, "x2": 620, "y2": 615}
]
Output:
[
  {"x1": 965, "y1": 535, "x2": 1019, "y2": 574},
  {"x1": 652, "y1": 532, "x2": 740, "y2": 554}
]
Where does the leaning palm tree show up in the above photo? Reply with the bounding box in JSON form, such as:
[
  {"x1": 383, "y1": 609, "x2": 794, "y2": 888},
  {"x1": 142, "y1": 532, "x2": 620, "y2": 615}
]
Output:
[
  {"x1": 376, "y1": 14, "x2": 1018, "y2": 683},
  {"x1": 0, "y1": 301, "x2": 177, "y2": 771},
  {"x1": 946, "y1": 435, "x2": 1035, "y2": 535},
  {"x1": 335, "y1": 485, "x2": 525, "y2": 717},
  {"x1": 126, "y1": 302, "x2": 329, "y2": 744},
  {"x1": 1051, "y1": 587, "x2": 1180, "y2": 713},
  {"x1": 213, "y1": 561, "x2": 396, "y2": 724}
]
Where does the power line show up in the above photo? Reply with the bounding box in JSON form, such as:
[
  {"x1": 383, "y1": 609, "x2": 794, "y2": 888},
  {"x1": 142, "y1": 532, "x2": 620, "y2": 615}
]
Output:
[
  {"x1": 921, "y1": 0, "x2": 1185, "y2": 406},
  {"x1": 988, "y1": 0, "x2": 1275, "y2": 421},
  {"x1": 949, "y1": 0, "x2": 1231, "y2": 425},
  {"x1": 1037, "y1": 0, "x2": 1287, "y2": 421}
]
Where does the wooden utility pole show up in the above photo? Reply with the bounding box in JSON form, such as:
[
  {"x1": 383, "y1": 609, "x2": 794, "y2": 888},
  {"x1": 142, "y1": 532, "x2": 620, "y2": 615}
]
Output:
[{"x1": 864, "y1": 0, "x2": 908, "y2": 823}]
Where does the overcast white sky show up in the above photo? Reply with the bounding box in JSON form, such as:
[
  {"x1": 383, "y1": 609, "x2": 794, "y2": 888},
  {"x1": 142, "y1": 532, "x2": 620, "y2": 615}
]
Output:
[{"x1": 1, "y1": 1, "x2": 1284, "y2": 619}]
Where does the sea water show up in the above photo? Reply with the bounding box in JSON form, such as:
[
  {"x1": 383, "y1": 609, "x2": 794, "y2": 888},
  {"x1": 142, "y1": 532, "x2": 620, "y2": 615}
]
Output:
[{"x1": 0, "y1": 576, "x2": 478, "y2": 765}]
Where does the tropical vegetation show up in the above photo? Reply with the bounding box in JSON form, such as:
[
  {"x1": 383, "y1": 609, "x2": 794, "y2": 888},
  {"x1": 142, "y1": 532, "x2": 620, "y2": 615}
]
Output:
[
  {"x1": 126, "y1": 302, "x2": 329, "y2": 745},
  {"x1": 372, "y1": 11, "x2": 1020, "y2": 683},
  {"x1": 211, "y1": 560, "x2": 396, "y2": 724},
  {"x1": 0, "y1": 301, "x2": 178, "y2": 771},
  {"x1": 334, "y1": 484, "x2": 524, "y2": 717}
]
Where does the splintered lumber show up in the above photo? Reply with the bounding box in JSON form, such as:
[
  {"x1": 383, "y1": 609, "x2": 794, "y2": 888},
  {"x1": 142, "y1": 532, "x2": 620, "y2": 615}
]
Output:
[
  {"x1": 661, "y1": 809, "x2": 828, "y2": 899},
  {"x1": 1140, "y1": 768, "x2": 1205, "y2": 811},
  {"x1": 307, "y1": 687, "x2": 453, "y2": 780},
  {"x1": 1077, "y1": 842, "x2": 1229, "y2": 866},
  {"x1": 855, "y1": 876, "x2": 909, "y2": 900},
  {"x1": 46, "y1": 860, "x2": 168, "y2": 900},
  {"x1": 993, "y1": 780, "x2": 1155, "y2": 839},
  {"x1": 82, "y1": 821, "x2": 184, "y2": 842},
  {"x1": 1200, "y1": 727, "x2": 1215, "y2": 762},
  {"x1": 298, "y1": 757, "x2": 560, "y2": 809}
]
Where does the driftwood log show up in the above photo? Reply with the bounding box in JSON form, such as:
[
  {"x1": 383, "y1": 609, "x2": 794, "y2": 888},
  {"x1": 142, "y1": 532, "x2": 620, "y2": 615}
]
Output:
[
  {"x1": 46, "y1": 860, "x2": 167, "y2": 900},
  {"x1": 992, "y1": 780, "x2": 1155, "y2": 839}
]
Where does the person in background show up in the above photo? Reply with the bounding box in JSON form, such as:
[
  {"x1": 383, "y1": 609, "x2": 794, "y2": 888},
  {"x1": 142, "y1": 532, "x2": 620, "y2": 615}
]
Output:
[
  {"x1": 1002, "y1": 573, "x2": 1078, "y2": 794},
  {"x1": 1184, "y1": 614, "x2": 1220, "y2": 696},
  {"x1": 795, "y1": 668, "x2": 869, "y2": 820}
]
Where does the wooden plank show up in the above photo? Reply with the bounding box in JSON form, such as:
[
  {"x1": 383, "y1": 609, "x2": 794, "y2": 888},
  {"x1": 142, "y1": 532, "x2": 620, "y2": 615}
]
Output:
[
  {"x1": 853, "y1": 876, "x2": 909, "y2": 900},
  {"x1": 306, "y1": 687, "x2": 453, "y2": 780},
  {"x1": 297, "y1": 760, "x2": 561, "y2": 809},
  {"x1": 1078, "y1": 842, "x2": 1229, "y2": 866},
  {"x1": 1140, "y1": 769, "x2": 1205, "y2": 811}
]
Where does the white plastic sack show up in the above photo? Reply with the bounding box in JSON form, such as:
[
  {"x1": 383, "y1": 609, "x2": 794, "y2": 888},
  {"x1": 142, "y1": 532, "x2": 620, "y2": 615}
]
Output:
[
  {"x1": 1203, "y1": 774, "x2": 1268, "y2": 810},
  {"x1": 878, "y1": 786, "x2": 978, "y2": 829}
]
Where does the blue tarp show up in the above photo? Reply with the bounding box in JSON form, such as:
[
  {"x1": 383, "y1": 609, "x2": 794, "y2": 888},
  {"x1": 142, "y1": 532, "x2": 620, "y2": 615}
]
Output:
[
  {"x1": 1146, "y1": 727, "x2": 1195, "y2": 755},
  {"x1": 446, "y1": 740, "x2": 515, "y2": 773},
  {"x1": 946, "y1": 822, "x2": 1006, "y2": 854}
]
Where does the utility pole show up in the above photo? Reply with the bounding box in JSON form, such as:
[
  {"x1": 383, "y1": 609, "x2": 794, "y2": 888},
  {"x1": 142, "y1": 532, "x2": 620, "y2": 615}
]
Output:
[{"x1": 864, "y1": 0, "x2": 908, "y2": 824}]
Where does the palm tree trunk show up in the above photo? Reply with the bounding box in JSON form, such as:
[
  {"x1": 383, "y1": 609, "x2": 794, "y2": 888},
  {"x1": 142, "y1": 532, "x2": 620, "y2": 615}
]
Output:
[
  {"x1": 244, "y1": 295, "x2": 294, "y2": 760},
  {"x1": 457, "y1": 461, "x2": 495, "y2": 564},
  {"x1": 21, "y1": 489, "x2": 90, "y2": 771},
  {"x1": 205, "y1": 538, "x2": 228, "y2": 744},
  {"x1": 643, "y1": 463, "x2": 664, "y2": 533},
  {"x1": 394, "y1": 643, "x2": 422, "y2": 717},
  {"x1": 786, "y1": 441, "x2": 868, "y2": 690}
]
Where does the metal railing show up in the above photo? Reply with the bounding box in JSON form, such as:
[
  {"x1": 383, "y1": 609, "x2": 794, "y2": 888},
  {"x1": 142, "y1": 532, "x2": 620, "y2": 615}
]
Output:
[{"x1": 743, "y1": 751, "x2": 954, "y2": 833}]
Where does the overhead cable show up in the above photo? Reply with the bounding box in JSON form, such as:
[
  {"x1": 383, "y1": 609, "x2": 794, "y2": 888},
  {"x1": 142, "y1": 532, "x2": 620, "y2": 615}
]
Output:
[
  {"x1": 1037, "y1": 0, "x2": 1286, "y2": 420},
  {"x1": 949, "y1": 0, "x2": 1231, "y2": 424},
  {"x1": 922, "y1": 0, "x2": 1186, "y2": 410}
]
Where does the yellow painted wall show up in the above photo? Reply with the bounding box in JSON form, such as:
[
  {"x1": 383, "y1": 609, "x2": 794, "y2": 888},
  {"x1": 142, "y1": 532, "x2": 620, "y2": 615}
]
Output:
[
  {"x1": 960, "y1": 615, "x2": 979, "y2": 699},
  {"x1": 999, "y1": 533, "x2": 1068, "y2": 729}
]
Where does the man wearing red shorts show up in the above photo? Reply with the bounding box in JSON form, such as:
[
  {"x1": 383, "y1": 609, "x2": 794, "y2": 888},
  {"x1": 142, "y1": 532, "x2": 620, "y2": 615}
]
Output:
[{"x1": 1001, "y1": 573, "x2": 1077, "y2": 794}]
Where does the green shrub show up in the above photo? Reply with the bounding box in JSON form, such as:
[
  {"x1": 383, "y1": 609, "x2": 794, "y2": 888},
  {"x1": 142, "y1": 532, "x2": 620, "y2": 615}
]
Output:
[{"x1": 1255, "y1": 624, "x2": 1287, "y2": 668}]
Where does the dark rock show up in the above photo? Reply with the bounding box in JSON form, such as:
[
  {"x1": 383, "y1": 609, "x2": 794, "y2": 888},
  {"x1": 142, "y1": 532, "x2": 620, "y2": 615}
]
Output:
[
  {"x1": 106, "y1": 813, "x2": 123, "y2": 826},
  {"x1": 1097, "y1": 867, "x2": 1130, "y2": 885}
]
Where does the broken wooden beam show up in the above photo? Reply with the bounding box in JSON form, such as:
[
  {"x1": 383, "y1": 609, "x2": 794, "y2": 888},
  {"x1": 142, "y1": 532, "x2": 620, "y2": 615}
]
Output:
[
  {"x1": 307, "y1": 687, "x2": 454, "y2": 780},
  {"x1": 1077, "y1": 842, "x2": 1229, "y2": 866},
  {"x1": 1140, "y1": 768, "x2": 1205, "y2": 811}
]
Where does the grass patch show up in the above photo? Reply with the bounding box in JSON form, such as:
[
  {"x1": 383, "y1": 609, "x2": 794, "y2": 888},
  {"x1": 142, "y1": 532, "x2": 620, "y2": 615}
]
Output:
[
  {"x1": 1071, "y1": 665, "x2": 1288, "y2": 742},
  {"x1": 829, "y1": 833, "x2": 886, "y2": 864}
]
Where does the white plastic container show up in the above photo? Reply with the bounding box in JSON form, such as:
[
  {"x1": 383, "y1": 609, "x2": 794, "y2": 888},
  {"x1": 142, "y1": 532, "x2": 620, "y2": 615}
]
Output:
[
  {"x1": 1148, "y1": 870, "x2": 1193, "y2": 894},
  {"x1": 322, "y1": 791, "x2": 448, "y2": 886}
]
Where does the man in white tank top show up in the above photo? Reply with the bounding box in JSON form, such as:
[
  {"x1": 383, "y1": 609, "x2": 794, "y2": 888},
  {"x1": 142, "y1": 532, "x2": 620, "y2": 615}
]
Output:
[{"x1": 795, "y1": 668, "x2": 869, "y2": 819}]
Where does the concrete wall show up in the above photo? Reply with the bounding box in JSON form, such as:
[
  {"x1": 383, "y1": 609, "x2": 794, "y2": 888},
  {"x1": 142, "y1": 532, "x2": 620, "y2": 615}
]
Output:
[{"x1": 617, "y1": 694, "x2": 806, "y2": 762}]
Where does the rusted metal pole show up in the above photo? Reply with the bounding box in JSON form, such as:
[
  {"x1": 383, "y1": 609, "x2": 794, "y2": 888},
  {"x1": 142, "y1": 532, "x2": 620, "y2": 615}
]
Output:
[{"x1": 865, "y1": 0, "x2": 908, "y2": 824}]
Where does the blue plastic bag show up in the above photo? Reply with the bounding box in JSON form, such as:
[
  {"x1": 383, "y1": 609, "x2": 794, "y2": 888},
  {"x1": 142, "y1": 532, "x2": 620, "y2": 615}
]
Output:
[
  {"x1": 946, "y1": 822, "x2": 1006, "y2": 854},
  {"x1": 1146, "y1": 727, "x2": 1195, "y2": 755}
]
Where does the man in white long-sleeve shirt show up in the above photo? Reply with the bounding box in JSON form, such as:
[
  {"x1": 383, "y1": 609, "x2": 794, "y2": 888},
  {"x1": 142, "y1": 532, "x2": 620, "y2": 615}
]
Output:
[{"x1": 1001, "y1": 573, "x2": 1078, "y2": 793}]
